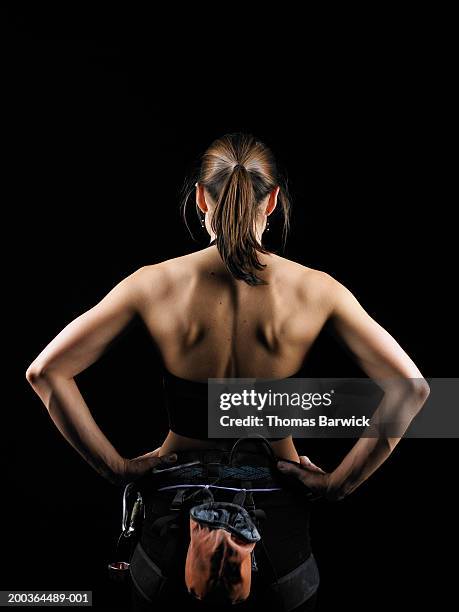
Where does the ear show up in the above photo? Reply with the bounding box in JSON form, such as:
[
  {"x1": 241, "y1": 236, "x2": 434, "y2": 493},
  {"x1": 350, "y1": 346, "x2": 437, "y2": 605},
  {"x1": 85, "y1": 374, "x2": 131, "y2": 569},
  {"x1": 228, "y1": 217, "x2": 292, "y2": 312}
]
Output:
[
  {"x1": 265, "y1": 186, "x2": 280, "y2": 216},
  {"x1": 195, "y1": 183, "x2": 209, "y2": 214}
]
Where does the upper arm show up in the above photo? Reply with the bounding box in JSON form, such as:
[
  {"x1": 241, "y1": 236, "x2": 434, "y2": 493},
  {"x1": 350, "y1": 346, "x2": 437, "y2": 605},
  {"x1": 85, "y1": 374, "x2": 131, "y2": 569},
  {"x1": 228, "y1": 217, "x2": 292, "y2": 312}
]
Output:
[
  {"x1": 324, "y1": 274, "x2": 424, "y2": 380},
  {"x1": 27, "y1": 266, "x2": 152, "y2": 380}
]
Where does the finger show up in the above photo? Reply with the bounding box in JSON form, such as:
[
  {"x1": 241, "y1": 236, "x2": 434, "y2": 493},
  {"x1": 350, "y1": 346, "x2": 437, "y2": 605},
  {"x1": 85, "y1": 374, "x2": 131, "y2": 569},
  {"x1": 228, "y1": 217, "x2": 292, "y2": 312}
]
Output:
[
  {"x1": 299, "y1": 455, "x2": 326, "y2": 474},
  {"x1": 138, "y1": 450, "x2": 177, "y2": 462},
  {"x1": 155, "y1": 452, "x2": 178, "y2": 466},
  {"x1": 137, "y1": 451, "x2": 177, "y2": 470},
  {"x1": 299, "y1": 456, "x2": 326, "y2": 474},
  {"x1": 277, "y1": 460, "x2": 306, "y2": 482}
]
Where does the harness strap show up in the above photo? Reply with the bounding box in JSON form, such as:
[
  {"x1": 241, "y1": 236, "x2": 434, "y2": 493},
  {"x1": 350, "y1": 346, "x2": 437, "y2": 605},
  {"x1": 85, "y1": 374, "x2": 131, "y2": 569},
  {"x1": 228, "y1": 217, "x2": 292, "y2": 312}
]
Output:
[
  {"x1": 245, "y1": 492, "x2": 256, "y2": 514},
  {"x1": 270, "y1": 553, "x2": 320, "y2": 611},
  {"x1": 129, "y1": 541, "x2": 166, "y2": 603},
  {"x1": 162, "y1": 520, "x2": 186, "y2": 577},
  {"x1": 232, "y1": 489, "x2": 247, "y2": 506},
  {"x1": 233, "y1": 481, "x2": 263, "y2": 574},
  {"x1": 170, "y1": 488, "x2": 188, "y2": 511}
]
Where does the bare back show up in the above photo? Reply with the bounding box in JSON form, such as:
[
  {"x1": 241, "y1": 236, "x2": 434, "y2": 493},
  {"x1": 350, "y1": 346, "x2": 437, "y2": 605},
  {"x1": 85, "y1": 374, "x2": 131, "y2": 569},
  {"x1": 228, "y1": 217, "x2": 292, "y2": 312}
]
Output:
[{"x1": 138, "y1": 245, "x2": 329, "y2": 382}]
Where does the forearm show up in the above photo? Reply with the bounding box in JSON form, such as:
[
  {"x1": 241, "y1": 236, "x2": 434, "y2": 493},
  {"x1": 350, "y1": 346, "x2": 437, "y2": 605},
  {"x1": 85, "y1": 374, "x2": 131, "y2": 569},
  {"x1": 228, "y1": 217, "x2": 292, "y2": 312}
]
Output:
[
  {"x1": 326, "y1": 436, "x2": 394, "y2": 500},
  {"x1": 327, "y1": 381, "x2": 430, "y2": 500},
  {"x1": 27, "y1": 373, "x2": 125, "y2": 485}
]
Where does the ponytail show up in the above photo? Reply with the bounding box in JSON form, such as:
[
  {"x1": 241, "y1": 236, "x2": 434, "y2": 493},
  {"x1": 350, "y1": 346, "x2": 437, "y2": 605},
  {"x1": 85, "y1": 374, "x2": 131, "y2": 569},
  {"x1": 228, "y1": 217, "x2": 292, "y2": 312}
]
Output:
[{"x1": 212, "y1": 164, "x2": 269, "y2": 286}]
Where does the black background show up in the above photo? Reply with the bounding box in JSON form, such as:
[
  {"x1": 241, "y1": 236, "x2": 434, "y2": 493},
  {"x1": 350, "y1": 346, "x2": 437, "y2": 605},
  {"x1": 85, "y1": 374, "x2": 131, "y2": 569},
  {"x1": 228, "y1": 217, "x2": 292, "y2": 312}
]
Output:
[{"x1": 6, "y1": 7, "x2": 457, "y2": 611}]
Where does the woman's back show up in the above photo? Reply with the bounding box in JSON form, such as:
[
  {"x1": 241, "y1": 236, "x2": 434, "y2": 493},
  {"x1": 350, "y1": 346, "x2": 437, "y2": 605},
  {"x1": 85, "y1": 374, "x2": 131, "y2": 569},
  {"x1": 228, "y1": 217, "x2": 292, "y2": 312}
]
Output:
[{"x1": 137, "y1": 245, "x2": 331, "y2": 382}]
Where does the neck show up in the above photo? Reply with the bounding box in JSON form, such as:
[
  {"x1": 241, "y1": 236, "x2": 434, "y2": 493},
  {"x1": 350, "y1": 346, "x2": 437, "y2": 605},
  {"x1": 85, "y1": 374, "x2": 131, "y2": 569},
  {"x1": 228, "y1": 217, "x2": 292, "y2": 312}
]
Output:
[{"x1": 207, "y1": 222, "x2": 266, "y2": 247}]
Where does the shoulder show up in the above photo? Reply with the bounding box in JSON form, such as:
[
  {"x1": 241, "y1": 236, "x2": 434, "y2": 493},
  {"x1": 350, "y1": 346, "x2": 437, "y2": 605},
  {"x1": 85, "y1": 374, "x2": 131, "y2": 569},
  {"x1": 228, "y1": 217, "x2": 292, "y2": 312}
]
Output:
[
  {"x1": 270, "y1": 254, "x2": 341, "y2": 295},
  {"x1": 299, "y1": 268, "x2": 343, "y2": 311},
  {"x1": 125, "y1": 252, "x2": 200, "y2": 301},
  {"x1": 299, "y1": 268, "x2": 363, "y2": 319},
  {"x1": 270, "y1": 254, "x2": 353, "y2": 315}
]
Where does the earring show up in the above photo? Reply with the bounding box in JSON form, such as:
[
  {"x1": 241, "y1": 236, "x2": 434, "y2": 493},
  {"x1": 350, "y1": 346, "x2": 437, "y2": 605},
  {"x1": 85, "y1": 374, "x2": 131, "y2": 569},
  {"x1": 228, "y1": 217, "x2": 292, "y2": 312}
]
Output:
[
  {"x1": 201, "y1": 216, "x2": 205, "y2": 227},
  {"x1": 265, "y1": 219, "x2": 270, "y2": 232}
]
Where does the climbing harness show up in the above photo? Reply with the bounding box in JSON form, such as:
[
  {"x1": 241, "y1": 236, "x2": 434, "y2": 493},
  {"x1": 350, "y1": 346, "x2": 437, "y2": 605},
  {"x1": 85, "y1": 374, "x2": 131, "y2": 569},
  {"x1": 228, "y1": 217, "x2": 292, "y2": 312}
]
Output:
[{"x1": 108, "y1": 437, "x2": 320, "y2": 609}]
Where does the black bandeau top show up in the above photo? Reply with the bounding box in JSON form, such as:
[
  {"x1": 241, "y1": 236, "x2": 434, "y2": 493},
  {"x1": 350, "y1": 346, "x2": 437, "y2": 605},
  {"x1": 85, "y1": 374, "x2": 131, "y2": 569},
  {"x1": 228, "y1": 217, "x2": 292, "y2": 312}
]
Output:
[{"x1": 162, "y1": 365, "x2": 303, "y2": 440}]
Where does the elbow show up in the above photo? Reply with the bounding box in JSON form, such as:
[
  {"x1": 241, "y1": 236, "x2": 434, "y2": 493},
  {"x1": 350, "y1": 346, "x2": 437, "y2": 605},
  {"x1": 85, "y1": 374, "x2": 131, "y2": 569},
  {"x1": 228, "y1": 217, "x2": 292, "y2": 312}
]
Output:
[
  {"x1": 419, "y1": 378, "x2": 431, "y2": 401},
  {"x1": 26, "y1": 364, "x2": 41, "y2": 386},
  {"x1": 26, "y1": 363, "x2": 56, "y2": 406},
  {"x1": 26, "y1": 362, "x2": 69, "y2": 393},
  {"x1": 25, "y1": 363, "x2": 50, "y2": 388},
  {"x1": 410, "y1": 377, "x2": 430, "y2": 405},
  {"x1": 387, "y1": 377, "x2": 430, "y2": 409}
]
